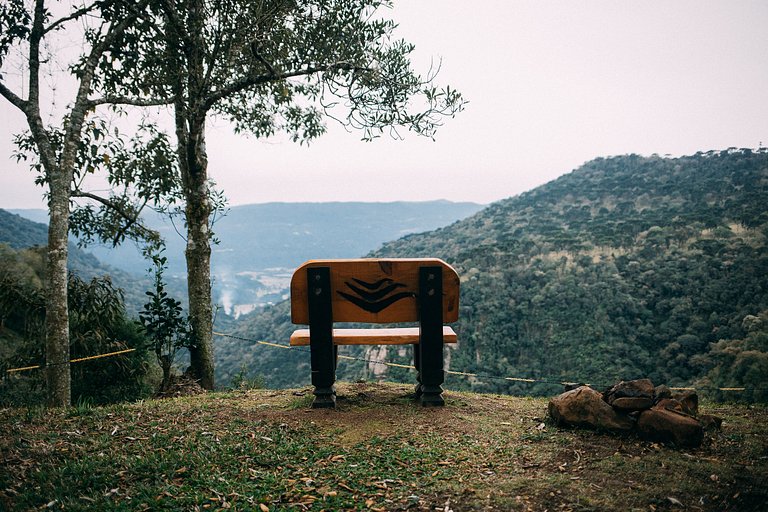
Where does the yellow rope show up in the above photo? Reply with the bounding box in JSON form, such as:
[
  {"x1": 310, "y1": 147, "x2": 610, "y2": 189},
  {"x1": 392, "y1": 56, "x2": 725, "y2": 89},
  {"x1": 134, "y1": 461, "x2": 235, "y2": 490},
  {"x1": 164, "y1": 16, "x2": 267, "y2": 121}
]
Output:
[
  {"x1": 6, "y1": 348, "x2": 137, "y2": 374},
  {"x1": 70, "y1": 348, "x2": 136, "y2": 363},
  {"x1": 6, "y1": 365, "x2": 42, "y2": 374}
]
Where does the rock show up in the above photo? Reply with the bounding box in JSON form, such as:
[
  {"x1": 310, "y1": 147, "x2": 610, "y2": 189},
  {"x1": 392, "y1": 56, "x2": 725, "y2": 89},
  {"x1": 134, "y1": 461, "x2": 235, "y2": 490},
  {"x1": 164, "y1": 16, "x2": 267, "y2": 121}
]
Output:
[
  {"x1": 610, "y1": 396, "x2": 653, "y2": 411},
  {"x1": 654, "y1": 398, "x2": 684, "y2": 413},
  {"x1": 637, "y1": 407, "x2": 704, "y2": 447},
  {"x1": 699, "y1": 414, "x2": 723, "y2": 431},
  {"x1": 549, "y1": 386, "x2": 634, "y2": 432},
  {"x1": 654, "y1": 384, "x2": 672, "y2": 402},
  {"x1": 604, "y1": 379, "x2": 655, "y2": 406},
  {"x1": 672, "y1": 390, "x2": 699, "y2": 416}
]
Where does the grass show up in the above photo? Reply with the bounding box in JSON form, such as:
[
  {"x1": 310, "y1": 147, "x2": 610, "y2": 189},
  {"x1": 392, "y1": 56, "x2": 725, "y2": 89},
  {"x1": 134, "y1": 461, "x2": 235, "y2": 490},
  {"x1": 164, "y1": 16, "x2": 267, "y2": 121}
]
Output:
[{"x1": 1, "y1": 382, "x2": 766, "y2": 511}]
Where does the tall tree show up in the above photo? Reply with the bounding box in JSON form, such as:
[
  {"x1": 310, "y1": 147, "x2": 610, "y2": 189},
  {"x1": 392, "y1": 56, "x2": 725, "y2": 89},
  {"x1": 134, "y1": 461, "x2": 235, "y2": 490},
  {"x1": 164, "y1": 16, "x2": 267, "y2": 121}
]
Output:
[
  {"x1": 0, "y1": 0, "x2": 163, "y2": 406},
  {"x1": 99, "y1": 0, "x2": 465, "y2": 389}
]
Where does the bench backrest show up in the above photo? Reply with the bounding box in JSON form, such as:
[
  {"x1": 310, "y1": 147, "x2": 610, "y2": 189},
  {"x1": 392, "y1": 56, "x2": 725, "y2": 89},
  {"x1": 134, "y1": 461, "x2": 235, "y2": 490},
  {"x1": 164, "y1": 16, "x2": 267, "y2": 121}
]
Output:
[{"x1": 290, "y1": 258, "x2": 460, "y2": 324}]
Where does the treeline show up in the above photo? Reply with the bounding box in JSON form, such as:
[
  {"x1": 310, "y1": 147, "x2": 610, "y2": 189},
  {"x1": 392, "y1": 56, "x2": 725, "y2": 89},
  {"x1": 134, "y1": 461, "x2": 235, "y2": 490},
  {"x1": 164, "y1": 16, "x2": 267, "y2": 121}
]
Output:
[{"x1": 231, "y1": 150, "x2": 768, "y2": 402}]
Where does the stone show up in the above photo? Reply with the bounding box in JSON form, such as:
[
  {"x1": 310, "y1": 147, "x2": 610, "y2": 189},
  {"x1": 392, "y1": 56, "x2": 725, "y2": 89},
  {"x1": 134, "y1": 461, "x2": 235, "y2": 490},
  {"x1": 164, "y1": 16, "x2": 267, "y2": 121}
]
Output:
[
  {"x1": 699, "y1": 414, "x2": 723, "y2": 431},
  {"x1": 604, "y1": 379, "x2": 655, "y2": 406},
  {"x1": 611, "y1": 396, "x2": 653, "y2": 412},
  {"x1": 673, "y1": 390, "x2": 699, "y2": 416},
  {"x1": 654, "y1": 398, "x2": 684, "y2": 413},
  {"x1": 637, "y1": 407, "x2": 704, "y2": 447},
  {"x1": 654, "y1": 384, "x2": 672, "y2": 402},
  {"x1": 549, "y1": 386, "x2": 634, "y2": 432}
]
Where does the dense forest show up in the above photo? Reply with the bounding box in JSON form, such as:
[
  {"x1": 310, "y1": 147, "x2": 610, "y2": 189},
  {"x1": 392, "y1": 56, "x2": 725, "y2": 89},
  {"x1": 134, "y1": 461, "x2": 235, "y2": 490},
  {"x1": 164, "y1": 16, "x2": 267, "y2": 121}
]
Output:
[{"x1": 231, "y1": 150, "x2": 768, "y2": 401}]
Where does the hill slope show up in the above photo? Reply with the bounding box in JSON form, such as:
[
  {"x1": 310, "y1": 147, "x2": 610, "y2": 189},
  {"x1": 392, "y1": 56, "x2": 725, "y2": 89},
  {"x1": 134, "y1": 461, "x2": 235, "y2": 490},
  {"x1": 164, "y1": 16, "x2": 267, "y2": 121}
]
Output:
[
  {"x1": 233, "y1": 150, "x2": 768, "y2": 399},
  {"x1": 0, "y1": 208, "x2": 167, "y2": 315},
  {"x1": 1, "y1": 383, "x2": 765, "y2": 511}
]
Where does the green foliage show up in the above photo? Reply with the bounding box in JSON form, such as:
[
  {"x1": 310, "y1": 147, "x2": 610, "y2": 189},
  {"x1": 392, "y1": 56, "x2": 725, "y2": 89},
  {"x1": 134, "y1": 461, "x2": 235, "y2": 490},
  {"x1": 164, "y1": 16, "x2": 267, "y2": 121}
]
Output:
[
  {"x1": 139, "y1": 252, "x2": 191, "y2": 390},
  {"x1": 13, "y1": 118, "x2": 180, "y2": 251},
  {"x1": 237, "y1": 150, "x2": 768, "y2": 401},
  {"x1": 0, "y1": 245, "x2": 155, "y2": 406},
  {"x1": 695, "y1": 311, "x2": 768, "y2": 402},
  {"x1": 228, "y1": 363, "x2": 265, "y2": 390}
]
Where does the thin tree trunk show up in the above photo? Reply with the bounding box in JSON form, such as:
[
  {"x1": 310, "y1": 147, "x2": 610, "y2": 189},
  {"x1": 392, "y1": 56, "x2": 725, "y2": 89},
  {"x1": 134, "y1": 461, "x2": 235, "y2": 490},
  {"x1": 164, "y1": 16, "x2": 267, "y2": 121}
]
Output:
[{"x1": 45, "y1": 178, "x2": 71, "y2": 407}]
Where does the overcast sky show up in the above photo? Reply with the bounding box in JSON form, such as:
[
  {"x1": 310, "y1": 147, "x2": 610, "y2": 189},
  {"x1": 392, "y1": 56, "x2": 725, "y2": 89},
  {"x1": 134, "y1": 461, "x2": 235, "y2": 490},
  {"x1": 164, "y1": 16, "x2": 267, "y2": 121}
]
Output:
[{"x1": 1, "y1": 0, "x2": 767, "y2": 209}]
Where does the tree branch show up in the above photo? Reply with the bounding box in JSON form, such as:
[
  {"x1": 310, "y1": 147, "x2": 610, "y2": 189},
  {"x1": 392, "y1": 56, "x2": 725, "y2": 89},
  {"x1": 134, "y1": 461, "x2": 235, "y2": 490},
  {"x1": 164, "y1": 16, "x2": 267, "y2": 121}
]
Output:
[
  {"x1": 249, "y1": 41, "x2": 276, "y2": 77},
  {"x1": 86, "y1": 95, "x2": 172, "y2": 108},
  {"x1": 204, "y1": 61, "x2": 365, "y2": 110},
  {"x1": 72, "y1": 190, "x2": 157, "y2": 246},
  {"x1": 43, "y1": 0, "x2": 103, "y2": 35},
  {"x1": 0, "y1": 80, "x2": 27, "y2": 112}
]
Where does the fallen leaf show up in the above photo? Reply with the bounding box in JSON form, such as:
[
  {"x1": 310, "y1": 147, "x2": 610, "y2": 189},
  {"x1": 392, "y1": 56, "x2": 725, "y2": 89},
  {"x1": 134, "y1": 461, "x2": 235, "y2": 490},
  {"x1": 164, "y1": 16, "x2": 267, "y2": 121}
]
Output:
[
  {"x1": 667, "y1": 497, "x2": 683, "y2": 506},
  {"x1": 259, "y1": 504, "x2": 269, "y2": 512}
]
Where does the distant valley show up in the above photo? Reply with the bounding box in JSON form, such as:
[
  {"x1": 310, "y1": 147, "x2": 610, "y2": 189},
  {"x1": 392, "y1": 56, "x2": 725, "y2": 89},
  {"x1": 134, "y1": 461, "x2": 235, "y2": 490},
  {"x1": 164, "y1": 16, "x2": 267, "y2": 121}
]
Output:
[{"x1": 8, "y1": 201, "x2": 483, "y2": 316}]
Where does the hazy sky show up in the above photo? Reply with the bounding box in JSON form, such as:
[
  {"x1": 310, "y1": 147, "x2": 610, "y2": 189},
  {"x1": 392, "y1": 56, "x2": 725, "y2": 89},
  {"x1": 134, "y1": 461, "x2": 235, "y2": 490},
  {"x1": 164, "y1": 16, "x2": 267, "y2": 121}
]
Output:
[{"x1": 1, "y1": 0, "x2": 767, "y2": 209}]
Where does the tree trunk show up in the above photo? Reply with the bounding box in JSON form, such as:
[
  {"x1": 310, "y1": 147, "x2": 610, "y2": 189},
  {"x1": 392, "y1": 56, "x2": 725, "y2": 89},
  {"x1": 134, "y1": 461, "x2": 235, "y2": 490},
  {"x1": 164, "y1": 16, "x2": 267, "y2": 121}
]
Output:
[
  {"x1": 183, "y1": 115, "x2": 214, "y2": 390},
  {"x1": 45, "y1": 175, "x2": 71, "y2": 407}
]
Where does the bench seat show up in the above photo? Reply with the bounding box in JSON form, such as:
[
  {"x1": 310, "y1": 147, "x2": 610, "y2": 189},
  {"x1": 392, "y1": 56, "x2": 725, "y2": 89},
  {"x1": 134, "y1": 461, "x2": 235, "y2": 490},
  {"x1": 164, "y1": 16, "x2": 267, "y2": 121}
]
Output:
[{"x1": 290, "y1": 326, "x2": 457, "y2": 346}]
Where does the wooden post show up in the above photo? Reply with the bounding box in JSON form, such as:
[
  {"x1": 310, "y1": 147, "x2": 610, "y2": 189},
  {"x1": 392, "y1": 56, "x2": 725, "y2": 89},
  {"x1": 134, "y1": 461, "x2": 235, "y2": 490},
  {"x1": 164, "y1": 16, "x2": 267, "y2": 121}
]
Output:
[
  {"x1": 418, "y1": 266, "x2": 445, "y2": 406},
  {"x1": 307, "y1": 267, "x2": 336, "y2": 408}
]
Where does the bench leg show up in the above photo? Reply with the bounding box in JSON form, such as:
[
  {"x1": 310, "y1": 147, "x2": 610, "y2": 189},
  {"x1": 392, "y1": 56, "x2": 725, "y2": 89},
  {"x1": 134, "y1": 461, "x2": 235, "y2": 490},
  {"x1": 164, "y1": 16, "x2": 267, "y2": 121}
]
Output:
[
  {"x1": 413, "y1": 344, "x2": 423, "y2": 398},
  {"x1": 308, "y1": 267, "x2": 336, "y2": 409},
  {"x1": 311, "y1": 346, "x2": 337, "y2": 408},
  {"x1": 419, "y1": 266, "x2": 445, "y2": 406}
]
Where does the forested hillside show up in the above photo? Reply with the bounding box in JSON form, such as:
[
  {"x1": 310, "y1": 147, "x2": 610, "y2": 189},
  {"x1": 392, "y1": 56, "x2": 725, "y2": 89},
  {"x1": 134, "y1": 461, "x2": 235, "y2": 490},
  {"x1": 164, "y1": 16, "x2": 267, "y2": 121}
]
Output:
[
  {"x1": 0, "y1": 209, "x2": 163, "y2": 314},
  {"x1": 231, "y1": 150, "x2": 768, "y2": 401},
  {"x1": 0, "y1": 209, "x2": 109, "y2": 275}
]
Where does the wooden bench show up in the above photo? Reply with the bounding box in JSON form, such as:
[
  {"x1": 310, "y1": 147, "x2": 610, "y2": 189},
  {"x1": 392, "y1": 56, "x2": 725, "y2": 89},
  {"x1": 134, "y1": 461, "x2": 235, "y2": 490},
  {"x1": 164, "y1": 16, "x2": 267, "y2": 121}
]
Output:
[{"x1": 290, "y1": 258, "x2": 460, "y2": 408}]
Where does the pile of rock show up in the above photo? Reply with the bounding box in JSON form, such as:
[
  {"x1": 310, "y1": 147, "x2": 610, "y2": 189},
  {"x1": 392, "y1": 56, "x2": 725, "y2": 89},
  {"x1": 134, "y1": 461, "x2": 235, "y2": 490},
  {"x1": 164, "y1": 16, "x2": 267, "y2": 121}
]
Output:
[{"x1": 548, "y1": 379, "x2": 722, "y2": 447}]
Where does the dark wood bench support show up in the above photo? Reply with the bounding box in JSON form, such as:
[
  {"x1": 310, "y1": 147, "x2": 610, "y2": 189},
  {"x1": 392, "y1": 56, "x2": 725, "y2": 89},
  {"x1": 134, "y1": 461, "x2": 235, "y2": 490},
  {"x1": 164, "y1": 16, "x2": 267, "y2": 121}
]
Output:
[
  {"x1": 418, "y1": 266, "x2": 445, "y2": 406},
  {"x1": 307, "y1": 267, "x2": 337, "y2": 408}
]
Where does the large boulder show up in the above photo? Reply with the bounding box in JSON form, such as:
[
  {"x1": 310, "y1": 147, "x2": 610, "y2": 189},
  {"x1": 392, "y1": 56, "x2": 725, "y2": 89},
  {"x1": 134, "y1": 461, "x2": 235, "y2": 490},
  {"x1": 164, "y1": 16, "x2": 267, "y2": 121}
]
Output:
[
  {"x1": 549, "y1": 386, "x2": 634, "y2": 431},
  {"x1": 637, "y1": 407, "x2": 704, "y2": 447}
]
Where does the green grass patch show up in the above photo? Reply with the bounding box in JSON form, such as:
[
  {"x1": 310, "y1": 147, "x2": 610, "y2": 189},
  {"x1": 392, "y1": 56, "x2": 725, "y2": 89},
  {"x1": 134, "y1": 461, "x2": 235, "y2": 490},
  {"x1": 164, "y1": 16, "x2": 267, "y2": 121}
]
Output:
[{"x1": 1, "y1": 382, "x2": 766, "y2": 511}]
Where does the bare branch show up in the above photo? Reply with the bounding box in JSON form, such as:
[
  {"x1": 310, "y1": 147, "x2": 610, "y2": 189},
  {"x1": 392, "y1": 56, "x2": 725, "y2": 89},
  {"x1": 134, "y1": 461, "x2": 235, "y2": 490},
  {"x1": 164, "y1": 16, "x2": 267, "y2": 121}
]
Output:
[
  {"x1": 0, "y1": 80, "x2": 27, "y2": 111},
  {"x1": 43, "y1": 0, "x2": 103, "y2": 35}
]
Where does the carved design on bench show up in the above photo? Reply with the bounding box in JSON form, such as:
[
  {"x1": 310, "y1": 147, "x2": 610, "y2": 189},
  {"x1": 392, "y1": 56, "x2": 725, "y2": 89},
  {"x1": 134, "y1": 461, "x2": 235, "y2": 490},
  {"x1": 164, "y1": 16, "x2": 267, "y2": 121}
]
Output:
[{"x1": 337, "y1": 278, "x2": 414, "y2": 313}]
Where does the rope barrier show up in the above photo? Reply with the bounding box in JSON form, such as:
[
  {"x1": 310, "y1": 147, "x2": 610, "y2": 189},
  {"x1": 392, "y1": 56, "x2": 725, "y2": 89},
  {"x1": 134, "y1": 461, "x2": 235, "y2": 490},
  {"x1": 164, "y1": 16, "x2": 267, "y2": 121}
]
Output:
[
  {"x1": 5, "y1": 348, "x2": 136, "y2": 374},
  {"x1": 211, "y1": 331, "x2": 761, "y2": 394},
  {"x1": 4, "y1": 330, "x2": 759, "y2": 395}
]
